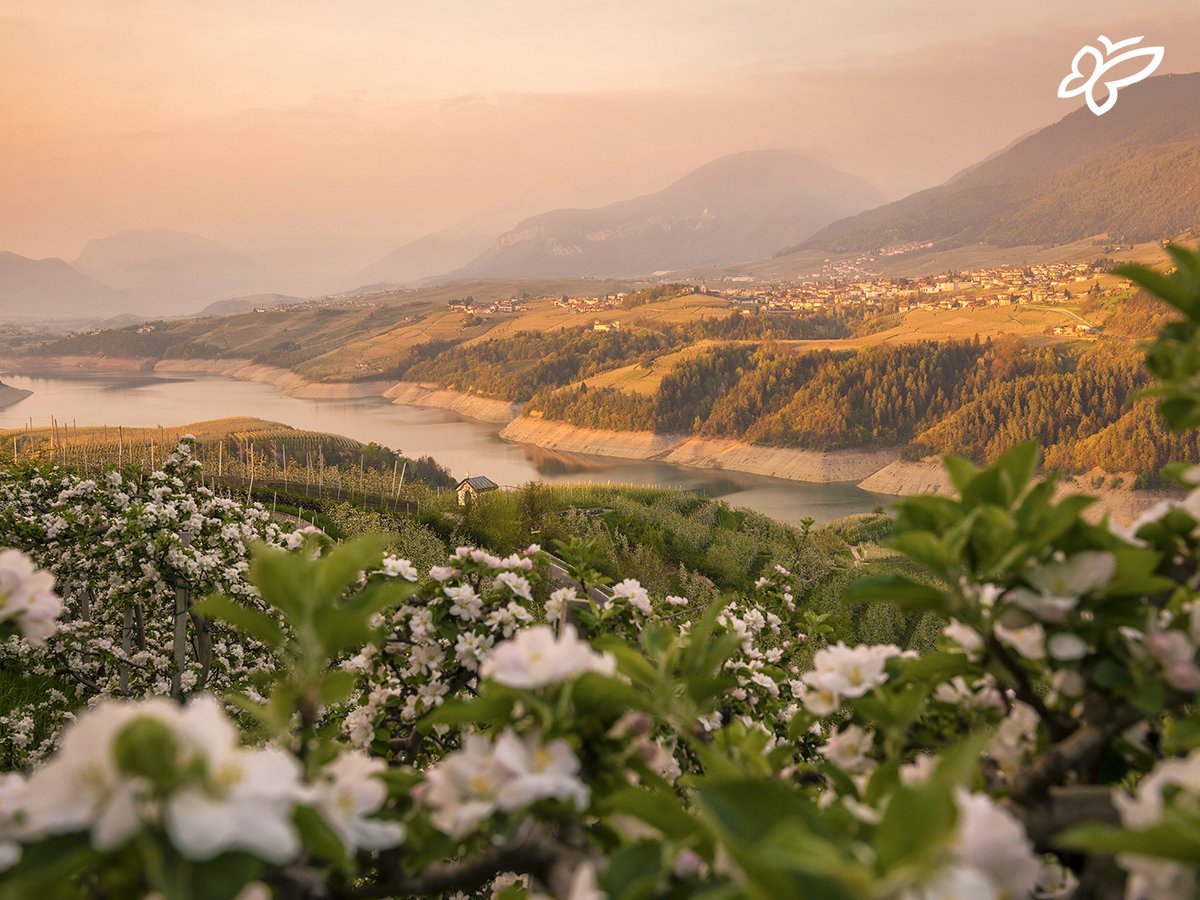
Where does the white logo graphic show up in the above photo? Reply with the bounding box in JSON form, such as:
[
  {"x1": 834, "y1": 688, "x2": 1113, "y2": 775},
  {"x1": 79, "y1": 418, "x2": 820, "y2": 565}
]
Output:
[{"x1": 1058, "y1": 35, "x2": 1164, "y2": 116}]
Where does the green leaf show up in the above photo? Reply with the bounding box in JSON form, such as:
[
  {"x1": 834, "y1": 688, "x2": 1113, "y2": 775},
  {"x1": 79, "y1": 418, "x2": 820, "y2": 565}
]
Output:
[
  {"x1": 294, "y1": 804, "x2": 352, "y2": 870},
  {"x1": 962, "y1": 441, "x2": 1039, "y2": 508},
  {"x1": 890, "y1": 533, "x2": 953, "y2": 572},
  {"x1": 0, "y1": 834, "x2": 99, "y2": 899},
  {"x1": 942, "y1": 455, "x2": 979, "y2": 495},
  {"x1": 188, "y1": 853, "x2": 268, "y2": 900},
  {"x1": 599, "y1": 641, "x2": 661, "y2": 688},
  {"x1": 1115, "y1": 263, "x2": 1194, "y2": 312},
  {"x1": 601, "y1": 840, "x2": 666, "y2": 900},
  {"x1": 419, "y1": 693, "x2": 516, "y2": 730},
  {"x1": 317, "y1": 669, "x2": 359, "y2": 706},
  {"x1": 696, "y1": 780, "x2": 860, "y2": 900},
  {"x1": 571, "y1": 671, "x2": 647, "y2": 716},
  {"x1": 248, "y1": 544, "x2": 314, "y2": 619},
  {"x1": 193, "y1": 593, "x2": 284, "y2": 648},
  {"x1": 606, "y1": 787, "x2": 702, "y2": 840},
  {"x1": 873, "y1": 782, "x2": 955, "y2": 873},
  {"x1": 316, "y1": 534, "x2": 394, "y2": 600},
  {"x1": 1060, "y1": 818, "x2": 1200, "y2": 864},
  {"x1": 894, "y1": 652, "x2": 975, "y2": 689},
  {"x1": 844, "y1": 574, "x2": 948, "y2": 614}
]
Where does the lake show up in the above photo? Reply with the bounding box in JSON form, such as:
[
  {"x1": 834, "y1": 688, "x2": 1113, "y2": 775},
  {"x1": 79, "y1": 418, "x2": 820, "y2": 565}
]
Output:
[{"x1": 0, "y1": 371, "x2": 892, "y2": 525}]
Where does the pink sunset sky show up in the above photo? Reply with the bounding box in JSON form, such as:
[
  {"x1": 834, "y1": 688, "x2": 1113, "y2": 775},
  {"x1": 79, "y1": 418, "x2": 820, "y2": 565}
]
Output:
[{"x1": 3, "y1": 0, "x2": 1199, "y2": 268}]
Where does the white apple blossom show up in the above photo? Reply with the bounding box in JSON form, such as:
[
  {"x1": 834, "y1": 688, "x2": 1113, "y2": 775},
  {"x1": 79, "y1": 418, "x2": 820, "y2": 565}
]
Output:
[
  {"x1": 951, "y1": 789, "x2": 1040, "y2": 899},
  {"x1": 994, "y1": 622, "x2": 1046, "y2": 660},
  {"x1": 495, "y1": 571, "x2": 533, "y2": 602},
  {"x1": 493, "y1": 730, "x2": 589, "y2": 811},
  {"x1": 0, "y1": 548, "x2": 64, "y2": 646},
  {"x1": 481, "y1": 625, "x2": 615, "y2": 689},
  {"x1": 312, "y1": 751, "x2": 405, "y2": 853},
  {"x1": 1146, "y1": 629, "x2": 1200, "y2": 692},
  {"x1": 1008, "y1": 552, "x2": 1115, "y2": 622},
  {"x1": 381, "y1": 556, "x2": 419, "y2": 582},
  {"x1": 802, "y1": 642, "x2": 908, "y2": 702},
  {"x1": 1123, "y1": 862, "x2": 1196, "y2": 900},
  {"x1": 820, "y1": 724, "x2": 874, "y2": 774},
  {"x1": 1047, "y1": 632, "x2": 1089, "y2": 662},
  {"x1": 899, "y1": 864, "x2": 999, "y2": 899},
  {"x1": 454, "y1": 631, "x2": 494, "y2": 670},
  {"x1": 1034, "y1": 856, "x2": 1079, "y2": 899},
  {"x1": 23, "y1": 695, "x2": 309, "y2": 864},
  {"x1": 611, "y1": 579, "x2": 652, "y2": 615},
  {"x1": 989, "y1": 702, "x2": 1039, "y2": 781},
  {"x1": 22, "y1": 697, "x2": 164, "y2": 848},
  {"x1": 795, "y1": 676, "x2": 840, "y2": 716},
  {"x1": 1113, "y1": 749, "x2": 1200, "y2": 829},
  {"x1": 422, "y1": 733, "x2": 507, "y2": 838},
  {"x1": 943, "y1": 619, "x2": 983, "y2": 654},
  {"x1": 531, "y1": 861, "x2": 604, "y2": 900},
  {"x1": 445, "y1": 585, "x2": 483, "y2": 621},
  {"x1": 545, "y1": 587, "x2": 577, "y2": 625}
]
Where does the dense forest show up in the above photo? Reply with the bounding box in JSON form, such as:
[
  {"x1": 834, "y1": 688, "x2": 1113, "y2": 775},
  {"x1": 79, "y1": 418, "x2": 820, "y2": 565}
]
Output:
[
  {"x1": 377, "y1": 309, "x2": 856, "y2": 401},
  {"x1": 528, "y1": 336, "x2": 1200, "y2": 474}
]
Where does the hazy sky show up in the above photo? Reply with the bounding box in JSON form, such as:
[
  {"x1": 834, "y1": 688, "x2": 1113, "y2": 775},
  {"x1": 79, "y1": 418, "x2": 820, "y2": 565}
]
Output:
[{"x1": 3, "y1": 0, "x2": 1199, "y2": 267}]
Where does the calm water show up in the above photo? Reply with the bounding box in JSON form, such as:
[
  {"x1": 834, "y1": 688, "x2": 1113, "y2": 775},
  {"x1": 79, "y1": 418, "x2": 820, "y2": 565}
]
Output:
[{"x1": 0, "y1": 372, "x2": 891, "y2": 525}]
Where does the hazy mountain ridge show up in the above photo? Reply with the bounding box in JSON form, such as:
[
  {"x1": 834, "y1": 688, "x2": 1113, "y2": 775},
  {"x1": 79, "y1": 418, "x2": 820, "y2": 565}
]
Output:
[
  {"x1": 448, "y1": 150, "x2": 883, "y2": 279},
  {"x1": 73, "y1": 228, "x2": 268, "y2": 315},
  {"x1": 795, "y1": 72, "x2": 1200, "y2": 254},
  {"x1": 0, "y1": 251, "x2": 128, "y2": 319}
]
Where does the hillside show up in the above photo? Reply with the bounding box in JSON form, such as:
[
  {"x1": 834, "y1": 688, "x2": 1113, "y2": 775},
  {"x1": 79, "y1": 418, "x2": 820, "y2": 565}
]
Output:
[
  {"x1": 0, "y1": 251, "x2": 128, "y2": 319},
  {"x1": 73, "y1": 229, "x2": 266, "y2": 315},
  {"x1": 198, "y1": 293, "x2": 308, "y2": 317},
  {"x1": 794, "y1": 72, "x2": 1200, "y2": 254},
  {"x1": 451, "y1": 150, "x2": 883, "y2": 279}
]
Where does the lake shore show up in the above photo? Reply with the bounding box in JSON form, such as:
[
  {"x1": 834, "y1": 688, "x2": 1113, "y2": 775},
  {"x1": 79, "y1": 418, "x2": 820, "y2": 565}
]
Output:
[
  {"x1": 0, "y1": 380, "x2": 32, "y2": 410},
  {"x1": 4, "y1": 354, "x2": 1180, "y2": 524},
  {"x1": 860, "y1": 457, "x2": 1183, "y2": 525},
  {"x1": 499, "y1": 416, "x2": 897, "y2": 483}
]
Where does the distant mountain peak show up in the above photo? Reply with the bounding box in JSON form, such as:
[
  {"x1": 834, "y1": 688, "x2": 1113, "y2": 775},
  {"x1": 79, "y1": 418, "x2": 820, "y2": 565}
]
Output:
[
  {"x1": 71, "y1": 228, "x2": 265, "y2": 315},
  {"x1": 445, "y1": 149, "x2": 882, "y2": 280},
  {"x1": 0, "y1": 250, "x2": 127, "y2": 319}
]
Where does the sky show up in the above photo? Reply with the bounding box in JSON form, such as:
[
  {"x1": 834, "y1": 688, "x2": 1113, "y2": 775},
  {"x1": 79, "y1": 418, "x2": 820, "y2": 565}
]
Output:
[{"x1": 3, "y1": 0, "x2": 1199, "y2": 273}]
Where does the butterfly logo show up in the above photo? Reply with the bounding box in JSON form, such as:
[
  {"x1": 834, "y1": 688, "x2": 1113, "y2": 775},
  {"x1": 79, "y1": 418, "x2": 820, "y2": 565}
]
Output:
[{"x1": 1058, "y1": 35, "x2": 1165, "y2": 116}]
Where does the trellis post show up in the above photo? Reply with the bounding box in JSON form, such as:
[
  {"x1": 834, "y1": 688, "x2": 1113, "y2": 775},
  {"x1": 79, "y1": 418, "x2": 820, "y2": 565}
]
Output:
[
  {"x1": 170, "y1": 535, "x2": 193, "y2": 698},
  {"x1": 119, "y1": 606, "x2": 133, "y2": 692}
]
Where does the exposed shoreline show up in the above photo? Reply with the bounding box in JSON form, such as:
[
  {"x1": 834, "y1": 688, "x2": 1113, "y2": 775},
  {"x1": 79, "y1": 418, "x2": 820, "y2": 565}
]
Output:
[
  {"x1": 4, "y1": 354, "x2": 1182, "y2": 524},
  {"x1": 0, "y1": 380, "x2": 32, "y2": 410},
  {"x1": 860, "y1": 457, "x2": 1184, "y2": 525},
  {"x1": 499, "y1": 416, "x2": 898, "y2": 483}
]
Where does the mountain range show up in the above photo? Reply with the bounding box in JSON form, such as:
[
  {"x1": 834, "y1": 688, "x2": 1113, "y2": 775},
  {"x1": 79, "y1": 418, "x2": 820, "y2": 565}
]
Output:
[
  {"x1": 73, "y1": 229, "x2": 267, "y2": 313},
  {"x1": 2, "y1": 72, "x2": 1198, "y2": 322},
  {"x1": 0, "y1": 251, "x2": 126, "y2": 319},
  {"x1": 794, "y1": 72, "x2": 1200, "y2": 254},
  {"x1": 443, "y1": 150, "x2": 883, "y2": 279}
]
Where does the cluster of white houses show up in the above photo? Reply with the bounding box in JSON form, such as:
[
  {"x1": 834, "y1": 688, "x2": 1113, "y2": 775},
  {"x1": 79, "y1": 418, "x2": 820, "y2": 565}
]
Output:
[{"x1": 717, "y1": 261, "x2": 1111, "y2": 314}]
